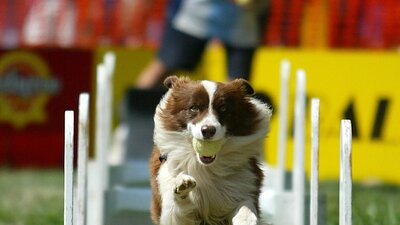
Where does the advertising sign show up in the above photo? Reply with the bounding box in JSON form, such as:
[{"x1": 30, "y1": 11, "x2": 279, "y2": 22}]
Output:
[{"x1": 0, "y1": 49, "x2": 92, "y2": 167}]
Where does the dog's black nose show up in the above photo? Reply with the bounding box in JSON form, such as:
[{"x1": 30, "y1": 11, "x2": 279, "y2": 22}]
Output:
[{"x1": 201, "y1": 125, "x2": 216, "y2": 139}]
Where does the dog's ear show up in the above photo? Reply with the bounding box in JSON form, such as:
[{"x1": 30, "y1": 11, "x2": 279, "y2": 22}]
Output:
[
  {"x1": 164, "y1": 75, "x2": 179, "y2": 89},
  {"x1": 232, "y1": 79, "x2": 255, "y2": 96}
]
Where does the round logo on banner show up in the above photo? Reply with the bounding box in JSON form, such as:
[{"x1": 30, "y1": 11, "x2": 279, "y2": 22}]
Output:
[{"x1": 0, "y1": 51, "x2": 60, "y2": 129}]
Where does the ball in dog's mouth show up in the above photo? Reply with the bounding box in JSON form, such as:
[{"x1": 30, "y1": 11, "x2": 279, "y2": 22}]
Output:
[{"x1": 192, "y1": 138, "x2": 224, "y2": 165}]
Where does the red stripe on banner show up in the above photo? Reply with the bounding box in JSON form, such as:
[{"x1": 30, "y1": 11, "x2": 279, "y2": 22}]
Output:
[
  {"x1": 286, "y1": 0, "x2": 304, "y2": 46},
  {"x1": 341, "y1": 0, "x2": 361, "y2": 47},
  {"x1": 0, "y1": 1, "x2": 6, "y2": 46},
  {"x1": 76, "y1": 0, "x2": 92, "y2": 47},
  {"x1": 146, "y1": 0, "x2": 168, "y2": 49},
  {"x1": 264, "y1": 0, "x2": 285, "y2": 46},
  {"x1": 130, "y1": 0, "x2": 151, "y2": 47},
  {"x1": 394, "y1": 1, "x2": 400, "y2": 47}
]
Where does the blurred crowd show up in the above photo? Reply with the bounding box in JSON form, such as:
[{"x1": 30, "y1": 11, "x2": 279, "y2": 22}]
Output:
[
  {"x1": 0, "y1": 0, "x2": 167, "y2": 48},
  {"x1": 0, "y1": 0, "x2": 399, "y2": 50}
]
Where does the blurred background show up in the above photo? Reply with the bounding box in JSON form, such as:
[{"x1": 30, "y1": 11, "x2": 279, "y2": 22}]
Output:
[{"x1": 0, "y1": 0, "x2": 399, "y2": 224}]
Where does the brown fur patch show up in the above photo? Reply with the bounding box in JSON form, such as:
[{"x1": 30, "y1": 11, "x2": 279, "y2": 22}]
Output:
[
  {"x1": 213, "y1": 81, "x2": 261, "y2": 136},
  {"x1": 159, "y1": 78, "x2": 210, "y2": 131},
  {"x1": 149, "y1": 146, "x2": 162, "y2": 224}
]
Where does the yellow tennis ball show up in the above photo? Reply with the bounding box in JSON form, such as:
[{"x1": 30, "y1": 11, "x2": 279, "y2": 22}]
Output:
[{"x1": 192, "y1": 138, "x2": 224, "y2": 156}]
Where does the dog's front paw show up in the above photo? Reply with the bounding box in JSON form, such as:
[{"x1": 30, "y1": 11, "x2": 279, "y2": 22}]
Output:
[
  {"x1": 232, "y1": 205, "x2": 258, "y2": 225},
  {"x1": 174, "y1": 173, "x2": 196, "y2": 199}
]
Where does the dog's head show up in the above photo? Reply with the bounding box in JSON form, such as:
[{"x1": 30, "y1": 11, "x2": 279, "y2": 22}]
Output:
[{"x1": 154, "y1": 76, "x2": 271, "y2": 165}]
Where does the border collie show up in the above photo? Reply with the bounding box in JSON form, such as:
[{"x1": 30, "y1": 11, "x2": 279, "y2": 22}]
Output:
[{"x1": 149, "y1": 76, "x2": 271, "y2": 225}]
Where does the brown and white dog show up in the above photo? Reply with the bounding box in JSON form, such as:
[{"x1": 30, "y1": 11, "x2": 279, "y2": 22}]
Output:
[{"x1": 149, "y1": 76, "x2": 271, "y2": 225}]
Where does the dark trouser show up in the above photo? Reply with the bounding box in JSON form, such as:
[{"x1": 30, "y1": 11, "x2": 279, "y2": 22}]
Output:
[{"x1": 158, "y1": 23, "x2": 255, "y2": 81}]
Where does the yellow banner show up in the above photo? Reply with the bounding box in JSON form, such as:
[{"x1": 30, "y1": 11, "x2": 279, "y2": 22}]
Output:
[{"x1": 204, "y1": 47, "x2": 400, "y2": 184}]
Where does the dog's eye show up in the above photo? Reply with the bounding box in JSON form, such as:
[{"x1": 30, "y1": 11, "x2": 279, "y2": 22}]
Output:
[
  {"x1": 189, "y1": 105, "x2": 200, "y2": 113},
  {"x1": 219, "y1": 104, "x2": 227, "y2": 112}
]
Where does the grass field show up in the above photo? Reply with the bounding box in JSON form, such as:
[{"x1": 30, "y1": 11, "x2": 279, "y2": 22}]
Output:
[
  {"x1": 0, "y1": 168, "x2": 399, "y2": 225},
  {"x1": 0, "y1": 168, "x2": 63, "y2": 225}
]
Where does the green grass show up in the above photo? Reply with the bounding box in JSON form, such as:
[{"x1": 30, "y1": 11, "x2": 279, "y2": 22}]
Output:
[
  {"x1": 321, "y1": 181, "x2": 400, "y2": 225},
  {"x1": 0, "y1": 168, "x2": 399, "y2": 225},
  {"x1": 0, "y1": 168, "x2": 63, "y2": 225}
]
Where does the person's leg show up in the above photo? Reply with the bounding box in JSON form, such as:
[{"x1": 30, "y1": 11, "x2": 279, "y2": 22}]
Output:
[
  {"x1": 135, "y1": 23, "x2": 208, "y2": 88},
  {"x1": 136, "y1": 58, "x2": 170, "y2": 88},
  {"x1": 225, "y1": 44, "x2": 256, "y2": 81}
]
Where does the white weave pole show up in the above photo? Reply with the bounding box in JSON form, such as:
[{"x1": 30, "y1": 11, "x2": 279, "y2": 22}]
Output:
[
  {"x1": 103, "y1": 52, "x2": 115, "y2": 187},
  {"x1": 89, "y1": 63, "x2": 107, "y2": 225},
  {"x1": 293, "y1": 69, "x2": 306, "y2": 225},
  {"x1": 64, "y1": 110, "x2": 74, "y2": 225},
  {"x1": 310, "y1": 98, "x2": 320, "y2": 225},
  {"x1": 100, "y1": 51, "x2": 116, "y2": 190},
  {"x1": 340, "y1": 120, "x2": 352, "y2": 225},
  {"x1": 88, "y1": 52, "x2": 116, "y2": 225},
  {"x1": 104, "y1": 52, "x2": 116, "y2": 80},
  {"x1": 276, "y1": 59, "x2": 291, "y2": 192},
  {"x1": 76, "y1": 93, "x2": 90, "y2": 225}
]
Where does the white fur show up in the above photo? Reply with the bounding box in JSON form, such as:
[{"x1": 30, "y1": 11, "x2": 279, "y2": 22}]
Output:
[
  {"x1": 232, "y1": 201, "x2": 259, "y2": 225},
  {"x1": 188, "y1": 81, "x2": 225, "y2": 140},
  {"x1": 201, "y1": 80, "x2": 217, "y2": 99},
  {"x1": 153, "y1": 82, "x2": 271, "y2": 225}
]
